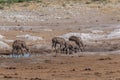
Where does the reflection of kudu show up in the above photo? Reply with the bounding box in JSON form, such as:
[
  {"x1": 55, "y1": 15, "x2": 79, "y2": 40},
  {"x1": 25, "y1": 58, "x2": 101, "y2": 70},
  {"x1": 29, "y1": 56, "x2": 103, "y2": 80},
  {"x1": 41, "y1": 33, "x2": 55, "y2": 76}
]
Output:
[
  {"x1": 69, "y1": 36, "x2": 85, "y2": 52},
  {"x1": 52, "y1": 37, "x2": 65, "y2": 53},
  {"x1": 64, "y1": 41, "x2": 79, "y2": 54},
  {"x1": 12, "y1": 40, "x2": 30, "y2": 56}
]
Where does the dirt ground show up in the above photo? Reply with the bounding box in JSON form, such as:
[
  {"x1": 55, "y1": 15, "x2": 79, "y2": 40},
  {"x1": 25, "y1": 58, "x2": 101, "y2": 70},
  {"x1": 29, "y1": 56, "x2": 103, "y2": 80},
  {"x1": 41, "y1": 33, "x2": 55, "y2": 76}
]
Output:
[
  {"x1": 0, "y1": 53, "x2": 120, "y2": 80},
  {"x1": 0, "y1": 1, "x2": 120, "y2": 80}
]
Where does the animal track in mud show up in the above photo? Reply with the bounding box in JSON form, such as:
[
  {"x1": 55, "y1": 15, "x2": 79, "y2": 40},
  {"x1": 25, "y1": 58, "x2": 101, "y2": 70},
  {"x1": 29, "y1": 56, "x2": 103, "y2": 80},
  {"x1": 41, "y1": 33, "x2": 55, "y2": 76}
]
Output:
[
  {"x1": 30, "y1": 77, "x2": 45, "y2": 80},
  {"x1": 84, "y1": 67, "x2": 92, "y2": 71},
  {"x1": 4, "y1": 75, "x2": 13, "y2": 79},
  {"x1": 98, "y1": 57, "x2": 112, "y2": 61},
  {"x1": 71, "y1": 68, "x2": 76, "y2": 72},
  {"x1": 108, "y1": 62, "x2": 118, "y2": 64},
  {"x1": 105, "y1": 71, "x2": 116, "y2": 75},
  {"x1": 94, "y1": 72, "x2": 102, "y2": 77},
  {"x1": 36, "y1": 66, "x2": 48, "y2": 69},
  {"x1": 24, "y1": 66, "x2": 48, "y2": 70},
  {"x1": 5, "y1": 67, "x2": 16, "y2": 70},
  {"x1": 3, "y1": 75, "x2": 20, "y2": 79}
]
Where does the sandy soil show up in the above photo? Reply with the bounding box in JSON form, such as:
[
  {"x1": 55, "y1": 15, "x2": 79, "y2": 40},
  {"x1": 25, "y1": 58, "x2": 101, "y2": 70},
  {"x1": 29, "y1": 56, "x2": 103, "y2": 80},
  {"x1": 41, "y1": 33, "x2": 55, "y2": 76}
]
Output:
[{"x1": 0, "y1": 53, "x2": 120, "y2": 80}]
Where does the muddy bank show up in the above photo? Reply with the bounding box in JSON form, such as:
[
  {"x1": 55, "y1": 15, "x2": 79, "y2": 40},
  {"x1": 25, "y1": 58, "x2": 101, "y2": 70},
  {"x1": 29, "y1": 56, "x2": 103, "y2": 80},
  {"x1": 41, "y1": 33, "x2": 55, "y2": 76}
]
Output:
[{"x1": 0, "y1": 53, "x2": 119, "y2": 80}]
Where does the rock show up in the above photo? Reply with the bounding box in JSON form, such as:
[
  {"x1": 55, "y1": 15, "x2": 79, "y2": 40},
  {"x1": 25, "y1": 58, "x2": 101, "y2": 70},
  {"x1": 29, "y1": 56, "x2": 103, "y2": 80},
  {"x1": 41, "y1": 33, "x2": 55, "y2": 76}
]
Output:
[
  {"x1": 16, "y1": 34, "x2": 43, "y2": 41},
  {"x1": 0, "y1": 41, "x2": 11, "y2": 50},
  {"x1": 0, "y1": 35, "x2": 4, "y2": 39},
  {"x1": 107, "y1": 29, "x2": 120, "y2": 39}
]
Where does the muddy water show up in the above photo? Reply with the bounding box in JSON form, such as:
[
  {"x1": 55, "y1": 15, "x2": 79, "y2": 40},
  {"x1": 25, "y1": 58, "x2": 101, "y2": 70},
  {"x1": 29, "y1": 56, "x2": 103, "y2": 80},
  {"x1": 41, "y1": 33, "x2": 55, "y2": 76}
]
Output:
[
  {"x1": 9, "y1": 53, "x2": 31, "y2": 58},
  {"x1": 0, "y1": 53, "x2": 31, "y2": 58}
]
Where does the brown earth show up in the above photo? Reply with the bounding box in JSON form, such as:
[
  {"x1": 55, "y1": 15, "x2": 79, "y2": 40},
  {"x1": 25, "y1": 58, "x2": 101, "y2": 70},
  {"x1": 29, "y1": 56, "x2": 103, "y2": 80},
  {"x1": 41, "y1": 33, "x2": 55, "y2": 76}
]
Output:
[{"x1": 0, "y1": 54, "x2": 120, "y2": 80}]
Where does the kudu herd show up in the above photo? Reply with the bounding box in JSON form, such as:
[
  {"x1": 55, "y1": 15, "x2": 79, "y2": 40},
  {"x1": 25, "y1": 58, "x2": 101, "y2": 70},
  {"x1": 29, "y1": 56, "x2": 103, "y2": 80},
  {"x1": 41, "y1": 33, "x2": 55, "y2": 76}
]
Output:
[
  {"x1": 52, "y1": 36, "x2": 85, "y2": 54},
  {"x1": 12, "y1": 36, "x2": 85, "y2": 56},
  {"x1": 12, "y1": 40, "x2": 30, "y2": 56}
]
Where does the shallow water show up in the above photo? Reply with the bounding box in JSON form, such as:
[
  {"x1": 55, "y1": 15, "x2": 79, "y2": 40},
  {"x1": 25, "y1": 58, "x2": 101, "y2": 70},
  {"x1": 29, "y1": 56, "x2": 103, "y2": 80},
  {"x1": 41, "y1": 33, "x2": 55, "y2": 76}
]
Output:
[{"x1": 9, "y1": 53, "x2": 31, "y2": 58}]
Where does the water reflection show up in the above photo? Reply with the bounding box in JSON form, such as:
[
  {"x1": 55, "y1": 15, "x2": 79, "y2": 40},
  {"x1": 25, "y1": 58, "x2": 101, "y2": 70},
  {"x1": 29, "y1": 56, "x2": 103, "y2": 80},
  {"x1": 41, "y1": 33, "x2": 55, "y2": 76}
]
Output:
[{"x1": 9, "y1": 53, "x2": 31, "y2": 58}]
